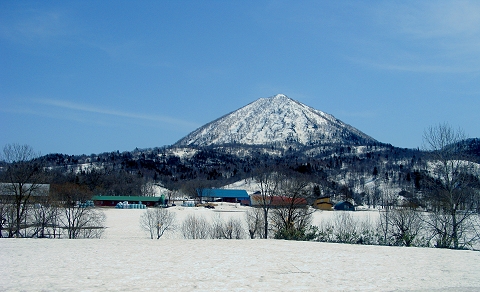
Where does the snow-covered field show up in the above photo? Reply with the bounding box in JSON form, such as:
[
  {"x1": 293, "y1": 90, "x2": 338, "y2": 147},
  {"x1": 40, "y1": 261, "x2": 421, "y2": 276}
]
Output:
[{"x1": 2, "y1": 206, "x2": 480, "y2": 291}]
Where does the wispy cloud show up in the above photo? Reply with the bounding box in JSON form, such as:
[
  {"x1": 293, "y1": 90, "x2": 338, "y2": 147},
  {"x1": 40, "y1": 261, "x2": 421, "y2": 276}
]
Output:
[
  {"x1": 33, "y1": 99, "x2": 199, "y2": 129},
  {"x1": 0, "y1": 7, "x2": 72, "y2": 43},
  {"x1": 393, "y1": 1, "x2": 480, "y2": 39},
  {"x1": 349, "y1": 57, "x2": 480, "y2": 74},
  {"x1": 350, "y1": 1, "x2": 480, "y2": 73}
]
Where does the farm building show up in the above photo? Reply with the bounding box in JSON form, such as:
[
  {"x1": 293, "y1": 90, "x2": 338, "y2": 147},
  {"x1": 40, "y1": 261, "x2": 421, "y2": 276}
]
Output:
[
  {"x1": 313, "y1": 197, "x2": 334, "y2": 210},
  {"x1": 198, "y1": 189, "x2": 250, "y2": 205},
  {"x1": 334, "y1": 201, "x2": 355, "y2": 211},
  {"x1": 0, "y1": 183, "x2": 50, "y2": 197},
  {"x1": 250, "y1": 194, "x2": 308, "y2": 207},
  {"x1": 0, "y1": 183, "x2": 50, "y2": 204},
  {"x1": 91, "y1": 195, "x2": 164, "y2": 207}
]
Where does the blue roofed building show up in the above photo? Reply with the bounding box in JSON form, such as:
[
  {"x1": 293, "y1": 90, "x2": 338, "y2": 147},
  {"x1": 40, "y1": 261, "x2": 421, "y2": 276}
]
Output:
[
  {"x1": 198, "y1": 189, "x2": 250, "y2": 205},
  {"x1": 334, "y1": 201, "x2": 355, "y2": 211}
]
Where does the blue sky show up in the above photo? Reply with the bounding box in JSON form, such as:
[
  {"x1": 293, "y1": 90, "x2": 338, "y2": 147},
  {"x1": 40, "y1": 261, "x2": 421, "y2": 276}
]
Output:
[{"x1": 1, "y1": 1, "x2": 479, "y2": 155}]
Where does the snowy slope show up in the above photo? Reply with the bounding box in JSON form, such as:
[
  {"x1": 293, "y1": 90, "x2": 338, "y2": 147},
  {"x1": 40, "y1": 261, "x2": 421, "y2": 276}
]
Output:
[
  {"x1": 175, "y1": 94, "x2": 376, "y2": 147},
  {"x1": 2, "y1": 208, "x2": 480, "y2": 292}
]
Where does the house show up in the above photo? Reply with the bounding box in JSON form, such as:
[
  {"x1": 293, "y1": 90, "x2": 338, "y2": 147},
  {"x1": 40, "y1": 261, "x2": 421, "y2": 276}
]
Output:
[
  {"x1": 313, "y1": 196, "x2": 334, "y2": 210},
  {"x1": 198, "y1": 189, "x2": 250, "y2": 205},
  {"x1": 334, "y1": 201, "x2": 355, "y2": 211},
  {"x1": 91, "y1": 195, "x2": 163, "y2": 207}
]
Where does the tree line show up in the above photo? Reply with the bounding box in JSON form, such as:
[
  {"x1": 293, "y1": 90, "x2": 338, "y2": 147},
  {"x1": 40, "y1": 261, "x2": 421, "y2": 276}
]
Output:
[{"x1": 0, "y1": 144, "x2": 105, "y2": 238}]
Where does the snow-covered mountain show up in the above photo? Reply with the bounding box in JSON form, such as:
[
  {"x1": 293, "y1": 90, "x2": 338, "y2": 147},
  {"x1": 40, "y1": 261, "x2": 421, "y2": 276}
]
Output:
[{"x1": 175, "y1": 94, "x2": 377, "y2": 147}]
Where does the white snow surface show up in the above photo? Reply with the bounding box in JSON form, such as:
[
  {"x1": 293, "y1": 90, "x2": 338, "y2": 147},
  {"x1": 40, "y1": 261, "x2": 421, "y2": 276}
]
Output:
[
  {"x1": 175, "y1": 94, "x2": 376, "y2": 147},
  {"x1": 222, "y1": 177, "x2": 259, "y2": 193},
  {"x1": 2, "y1": 207, "x2": 480, "y2": 291}
]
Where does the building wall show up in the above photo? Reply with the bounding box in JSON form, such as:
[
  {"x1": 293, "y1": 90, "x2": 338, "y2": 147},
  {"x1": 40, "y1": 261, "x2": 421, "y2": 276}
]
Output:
[
  {"x1": 313, "y1": 197, "x2": 333, "y2": 210},
  {"x1": 314, "y1": 202, "x2": 333, "y2": 210}
]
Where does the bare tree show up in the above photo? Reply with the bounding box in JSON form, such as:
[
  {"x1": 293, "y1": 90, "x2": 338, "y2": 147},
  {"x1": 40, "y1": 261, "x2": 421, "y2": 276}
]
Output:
[
  {"x1": 181, "y1": 214, "x2": 211, "y2": 239},
  {"x1": 226, "y1": 217, "x2": 246, "y2": 239},
  {"x1": 30, "y1": 201, "x2": 60, "y2": 238},
  {"x1": 372, "y1": 178, "x2": 381, "y2": 209},
  {"x1": 0, "y1": 199, "x2": 16, "y2": 238},
  {"x1": 164, "y1": 189, "x2": 177, "y2": 206},
  {"x1": 0, "y1": 197, "x2": 6, "y2": 237},
  {"x1": 141, "y1": 180, "x2": 156, "y2": 197},
  {"x1": 254, "y1": 169, "x2": 281, "y2": 239},
  {"x1": 377, "y1": 187, "x2": 397, "y2": 244},
  {"x1": 180, "y1": 179, "x2": 217, "y2": 204},
  {"x1": 0, "y1": 144, "x2": 44, "y2": 237},
  {"x1": 140, "y1": 208, "x2": 176, "y2": 239},
  {"x1": 162, "y1": 180, "x2": 182, "y2": 205},
  {"x1": 317, "y1": 212, "x2": 376, "y2": 245},
  {"x1": 387, "y1": 208, "x2": 424, "y2": 246},
  {"x1": 212, "y1": 214, "x2": 246, "y2": 239},
  {"x1": 60, "y1": 204, "x2": 105, "y2": 239},
  {"x1": 245, "y1": 207, "x2": 264, "y2": 239},
  {"x1": 332, "y1": 211, "x2": 360, "y2": 244},
  {"x1": 53, "y1": 183, "x2": 105, "y2": 239},
  {"x1": 422, "y1": 123, "x2": 480, "y2": 249},
  {"x1": 271, "y1": 173, "x2": 315, "y2": 240},
  {"x1": 212, "y1": 213, "x2": 226, "y2": 239}
]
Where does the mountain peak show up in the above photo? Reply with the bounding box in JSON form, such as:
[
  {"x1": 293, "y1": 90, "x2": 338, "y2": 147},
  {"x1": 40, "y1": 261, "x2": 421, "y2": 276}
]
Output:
[
  {"x1": 175, "y1": 94, "x2": 376, "y2": 147},
  {"x1": 272, "y1": 93, "x2": 289, "y2": 100},
  {"x1": 265, "y1": 94, "x2": 294, "y2": 104}
]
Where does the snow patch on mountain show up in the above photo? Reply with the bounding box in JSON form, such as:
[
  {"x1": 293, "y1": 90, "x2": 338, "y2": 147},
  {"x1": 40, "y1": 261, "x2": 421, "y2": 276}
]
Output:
[{"x1": 175, "y1": 94, "x2": 376, "y2": 147}]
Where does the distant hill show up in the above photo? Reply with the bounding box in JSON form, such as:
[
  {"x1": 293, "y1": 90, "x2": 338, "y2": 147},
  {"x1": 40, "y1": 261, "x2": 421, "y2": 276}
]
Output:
[{"x1": 451, "y1": 138, "x2": 480, "y2": 162}]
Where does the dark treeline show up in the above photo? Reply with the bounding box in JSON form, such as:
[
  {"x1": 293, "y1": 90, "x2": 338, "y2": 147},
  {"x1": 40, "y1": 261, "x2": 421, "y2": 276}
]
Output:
[
  {"x1": 37, "y1": 142, "x2": 427, "y2": 203},
  {"x1": 10, "y1": 138, "x2": 479, "y2": 207}
]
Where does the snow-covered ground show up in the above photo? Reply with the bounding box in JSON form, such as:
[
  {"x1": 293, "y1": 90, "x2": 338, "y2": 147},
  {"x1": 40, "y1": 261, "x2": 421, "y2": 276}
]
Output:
[{"x1": 2, "y1": 206, "x2": 480, "y2": 291}]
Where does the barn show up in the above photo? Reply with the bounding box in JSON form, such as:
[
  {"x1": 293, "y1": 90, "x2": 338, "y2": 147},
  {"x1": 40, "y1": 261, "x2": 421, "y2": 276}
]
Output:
[
  {"x1": 91, "y1": 195, "x2": 163, "y2": 207},
  {"x1": 0, "y1": 183, "x2": 50, "y2": 198},
  {"x1": 334, "y1": 201, "x2": 355, "y2": 211},
  {"x1": 199, "y1": 189, "x2": 250, "y2": 205},
  {"x1": 313, "y1": 196, "x2": 334, "y2": 210},
  {"x1": 250, "y1": 194, "x2": 308, "y2": 207}
]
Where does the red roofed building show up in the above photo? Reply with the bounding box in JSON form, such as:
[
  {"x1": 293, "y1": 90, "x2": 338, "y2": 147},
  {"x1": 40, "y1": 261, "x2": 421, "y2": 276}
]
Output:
[{"x1": 250, "y1": 194, "x2": 307, "y2": 207}]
